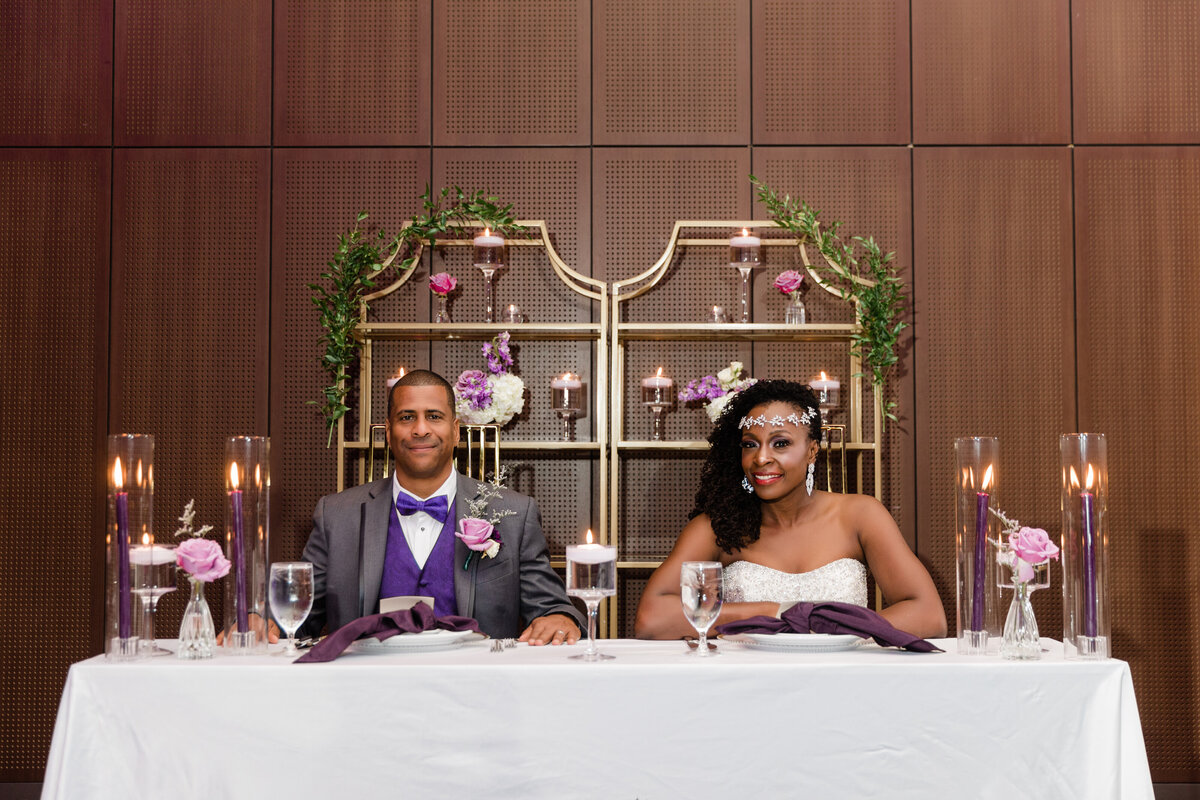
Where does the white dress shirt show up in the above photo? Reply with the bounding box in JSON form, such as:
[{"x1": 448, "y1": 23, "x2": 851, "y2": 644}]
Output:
[{"x1": 391, "y1": 472, "x2": 457, "y2": 569}]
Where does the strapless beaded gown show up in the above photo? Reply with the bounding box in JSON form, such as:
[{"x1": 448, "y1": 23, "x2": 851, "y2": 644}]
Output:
[{"x1": 723, "y1": 558, "x2": 868, "y2": 607}]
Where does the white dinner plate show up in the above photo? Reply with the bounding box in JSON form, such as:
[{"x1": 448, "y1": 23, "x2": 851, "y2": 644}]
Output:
[
  {"x1": 352, "y1": 629, "x2": 484, "y2": 653},
  {"x1": 722, "y1": 632, "x2": 864, "y2": 653}
]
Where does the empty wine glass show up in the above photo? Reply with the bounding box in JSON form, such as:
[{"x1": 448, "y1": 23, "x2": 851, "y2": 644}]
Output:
[
  {"x1": 269, "y1": 562, "x2": 314, "y2": 657},
  {"x1": 681, "y1": 561, "x2": 723, "y2": 657}
]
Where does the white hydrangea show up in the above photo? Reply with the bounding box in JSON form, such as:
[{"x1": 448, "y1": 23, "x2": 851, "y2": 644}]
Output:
[{"x1": 488, "y1": 373, "x2": 525, "y2": 426}]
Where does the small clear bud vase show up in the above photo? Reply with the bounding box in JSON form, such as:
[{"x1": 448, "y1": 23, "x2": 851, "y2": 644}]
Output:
[
  {"x1": 177, "y1": 577, "x2": 216, "y2": 659},
  {"x1": 434, "y1": 293, "x2": 451, "y2": 323},
  {"x1": 784, "y1": 291, "x2": 806, "y2": 325},
  {"x1": 997, "y1": 552, "x2": 1049, "y2": 660}
]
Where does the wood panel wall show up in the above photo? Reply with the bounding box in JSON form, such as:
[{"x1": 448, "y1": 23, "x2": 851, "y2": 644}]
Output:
[{"x1": 1, "y1": 0, "x2": 1198, "y2": 783}]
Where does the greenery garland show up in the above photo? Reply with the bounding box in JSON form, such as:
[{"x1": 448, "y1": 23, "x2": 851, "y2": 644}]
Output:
[
  {"x1": 310, "y1": 186, "x2": 522, "y2": 444},
  {"x1": 750, "y1": 175, "x2": 908, "y2": 426}
]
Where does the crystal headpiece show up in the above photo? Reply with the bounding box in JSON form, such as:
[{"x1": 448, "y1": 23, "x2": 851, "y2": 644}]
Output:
[{"x1": 738, "y1": 408, "x2": 817, "y2": 430}]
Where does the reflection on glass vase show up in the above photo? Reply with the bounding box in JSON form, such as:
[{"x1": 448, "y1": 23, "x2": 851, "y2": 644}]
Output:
[
  {"x1": 177, "y1": 578, "x2": 216, "y2": 660},
  {"x1": 784, "y1": 292, "x2": 806, "y2": 325},
  {"x1": 1000, "y1": 581, "x2": 1040, "y2": 660}
]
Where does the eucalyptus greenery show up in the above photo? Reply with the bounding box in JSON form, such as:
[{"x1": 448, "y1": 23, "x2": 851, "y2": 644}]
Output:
[
  {"x1": 750, "y1": 175, "x2": 909, "y2": 425},
  {"x1": 310, "y1": 186, "x2": 522, "y2": 444}
]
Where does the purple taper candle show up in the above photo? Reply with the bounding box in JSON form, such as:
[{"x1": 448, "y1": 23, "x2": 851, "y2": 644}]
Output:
[
  {"x1": 114, "y1": 458, "x2": 132, "y2": 639},
  {"x1": 1080, "y1": 466, "x2": 1098, "y2": 638},
  {"x1": 971, "y1": 487, "x2": 990, "y2": 631},
  {"x1": 230, "y1": 462, "x2": 249, "y2": 633}
]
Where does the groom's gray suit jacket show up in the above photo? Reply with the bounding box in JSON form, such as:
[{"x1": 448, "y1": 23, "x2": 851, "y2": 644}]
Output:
[{"x1": 299, "y1": 473, "x2": 582, "y2": 638}]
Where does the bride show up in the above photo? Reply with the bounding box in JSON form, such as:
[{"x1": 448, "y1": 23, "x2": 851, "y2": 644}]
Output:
[{"x1": 634, "y1": 380, "x2": 947, "y2": 640}]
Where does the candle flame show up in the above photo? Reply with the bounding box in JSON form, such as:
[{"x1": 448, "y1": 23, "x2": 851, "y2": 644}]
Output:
[
  {"x1": 820, "y1": 370, "x2": 828, "y2": 380},
  {"x1": 655, "y1": 366, "x2": 663, "y2": 378},
  {"x1": 113, "y1": 457, "x2": 124, "y2": 489},
  {"x1": 1069, "y1": 465, "x2": 1080, "y2": 490},
  {"x1": 142, "y1": 532, "x2": 150, "y2": 546},
  {"x1": 1085, "y1": 464, "x2": 1095, "y2": 491},
  {"x1": 393, "y1": 367, "x2": 406, "y2": 381},
  {"x1": 562, "y1": 373, "x2": 572, "y2": 381},
  {"x1": 255, "y1": 463, "x2": 262, "y2": 489},
  {"x1": 981, "y1": 465, "x2": 994, "y2": 492},
  {"x1": 136, "y1": 460, "x2": 143, "y2": 486},
  {"x1": 585, "y1": 529, "x2": 594, "y2": 544},
  {"x1": 230, "y1": 461, "x2": 240, "y2": 490},
  {"x1": 741, "y1": 228, "x2": 749, "y2": 237},
  {"x1": 483, "y1": 227, "x2": 491, "y2": 237}
]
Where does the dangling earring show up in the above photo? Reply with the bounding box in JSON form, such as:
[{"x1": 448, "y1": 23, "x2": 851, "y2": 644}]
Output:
[
  {"x1": 806, "y1": 463, "x2": 815, "y2": 496},
  {"x1": 741, "y1": 476, "x2": 754, "y2": 494}
]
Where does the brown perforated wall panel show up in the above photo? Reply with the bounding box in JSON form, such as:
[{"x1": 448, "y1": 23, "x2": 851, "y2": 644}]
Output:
[
  {"x1": 114, "y1": 0, "x2": 271, "y2": 146},
  {"x1": 752, "y1": 147, "x2": 914, "y2": 542},
  {"x1": 275, "y1": 0, "x2": 430, "y2": 146},
  {"x1": 1074, "y1": 0, "x2": 1200, "y2": 144},
  {"x1": 752, "y1": 0, "x2": 909, "y2": 144},
  {"x1": 913, "y1": 147, "x2": 1075, "y2": 640},
  {"x1": 0, "y1": 3, "x2": 112, "y2": 146},
  {"x1": 0, "y1": 150, "x2": 109, "y2": 779},
  {"x1": 270, "y1": 149, "x2": 430, "y2": 564},
  {"x1": 110, "y1": 149, "x2": 270, "y2": 634},
  {"x1": 433, "y1": 0, "x2": 589, "y2": 146},
  {"x1": 594, "y1": 0, "x2": 748, "y2": 145},
  {"x1": 912, "y1": 0, "x2": 1070, "y2": 144},
  {"x1": 1075, "y1": 147, "x2": 1200, "y2": 781}
]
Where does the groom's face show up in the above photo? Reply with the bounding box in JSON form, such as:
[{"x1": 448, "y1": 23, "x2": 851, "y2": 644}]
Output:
[{"x1": 387, "y1": 384, "x2": 460, "y2": 487}]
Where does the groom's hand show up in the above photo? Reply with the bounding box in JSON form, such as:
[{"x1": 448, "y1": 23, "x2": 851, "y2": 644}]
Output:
[{"x1": 519, "y1": 614, "x2": 580, "y2": 646}]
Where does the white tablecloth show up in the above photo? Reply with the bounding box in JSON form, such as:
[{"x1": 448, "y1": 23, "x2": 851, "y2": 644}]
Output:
[{"x1": 42, "y1": 638, "x2": 1153, "y2": 800}]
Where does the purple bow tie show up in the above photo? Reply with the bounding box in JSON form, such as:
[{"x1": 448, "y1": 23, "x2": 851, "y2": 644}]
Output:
[{"x1": 395, "y1": 493, "x2": 449, "y2": 523}]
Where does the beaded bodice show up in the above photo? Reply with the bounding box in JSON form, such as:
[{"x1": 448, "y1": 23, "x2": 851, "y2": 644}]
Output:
[{"x1": 723, "y1": 558, "x2": 868, "y2": 607}]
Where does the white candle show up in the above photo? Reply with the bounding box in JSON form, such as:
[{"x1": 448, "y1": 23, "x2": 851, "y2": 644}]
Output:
[
  {"x1": 810, "y1": 371, "x2": 840, "y2": 392},
  {"x1": 566, "y1": 543, "x2": 617, "y2": 564},
  {"x1": 385, "y1": 367, "x2": 406, "y2": 389},
  {"x1": 473, "y1": 229, "x2": 504, "y2": 248},
  {"x1": 129, "y1": 545, "x2": 177, "y2": 565},
  {"x1": 729, "y1": 231, "x2": 761, "y2": 248},
  {"x1": 641, "y1": 368, "x2": 673, "y2": 389},
  {"x1": 551, "y1": 373, "x2": 583, "y2": 390}
]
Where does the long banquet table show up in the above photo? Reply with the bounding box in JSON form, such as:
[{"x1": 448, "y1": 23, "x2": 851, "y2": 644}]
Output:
[{"x1": 42, "y1": 637, "x2": 1153, "y2": 799}]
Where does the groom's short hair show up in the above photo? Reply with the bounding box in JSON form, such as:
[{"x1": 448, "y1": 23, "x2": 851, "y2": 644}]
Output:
[{"x1": 386, "y1": 369, "x2": 456, "y2": 421}]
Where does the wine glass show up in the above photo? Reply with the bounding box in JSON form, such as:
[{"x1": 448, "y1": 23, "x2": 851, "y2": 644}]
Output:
[
  {"x1": 681, "y1": 561, "x2": 723, "y2": 657},
  {"x1": 269, "y1": 562, "x2": 314, "y2": 657},
  {"x1": 565, "y1": 543, "x2": 617, "y2": 661},
  {"x1": 132, "y1": 543, "x2": 177, "y2": 656}
]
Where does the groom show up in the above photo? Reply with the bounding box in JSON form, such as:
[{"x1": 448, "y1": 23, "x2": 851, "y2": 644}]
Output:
[{"x1": 299, "y1": 369, "x2": 583, "y2": 644}]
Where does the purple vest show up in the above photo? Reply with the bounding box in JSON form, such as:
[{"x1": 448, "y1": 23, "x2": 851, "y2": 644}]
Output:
[{"x1": 379, "y1": 498, "x2": 458, "y2": 617}]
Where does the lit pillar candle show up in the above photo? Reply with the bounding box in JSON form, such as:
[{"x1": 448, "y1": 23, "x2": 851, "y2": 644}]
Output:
[
  {"x1": 566, "y1": 530, "x2": 617, "y2": 565},
  {"x1": 971, "y1": 465, "x2": 994, "y2": 631},
  {"x1": 551, "y1": 372, "x2": 583, "y2": 409},
  {"x1": 641, "y1": 367, "x2": 673, "y2": 405},
  {"x1": 729, "y1": 228, "x2": 762, "y2": 264},
  {"x1": 386, "y1": 367, "x2": 406, "y2": 390},
  {"x1": 113, "y1": 458, "x2": 131, "y2": 639},
  {"x1": 1079, "y1": 465, "x2": 1098, "y2": 637},
  {"x1": 473, "y1": 228, "x2": 504, "y2": 266},
  {"x1": 229, "y1": 462, "x2": 249, "y2": 632}
]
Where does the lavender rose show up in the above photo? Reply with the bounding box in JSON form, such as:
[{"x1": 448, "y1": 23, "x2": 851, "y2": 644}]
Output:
[
  {"x1": 456, "y1": 518, "x2": 501, "y2": 559},
  {"x1": 773, "y1": 270, "x2": 804, "y2": 295},
  {"x1": 429, "y1": 272, "x2": 457, "y2": 296},
  {"x1": 176, "y1": 538, "x2": 231, "y2": 582},
  {"x1": 1010, "y1": 526, "x2": 1059, "y2": 582}
]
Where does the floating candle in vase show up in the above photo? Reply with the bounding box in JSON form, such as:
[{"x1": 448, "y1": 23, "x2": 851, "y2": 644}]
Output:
[{"x1": 551, "y1": 373, "x2": 584, "y2": 441}]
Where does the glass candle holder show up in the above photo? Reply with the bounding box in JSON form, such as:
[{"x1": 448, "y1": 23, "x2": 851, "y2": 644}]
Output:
[
  {"x1": 729, "y1": 229, "x2": 763, "y2": 323},
  {"x1": 132, "y1": 541, "x2": 177, "y2": 657},
  {"x1": 501, "y1": 304, "x2": 524, "y2": 324},
  {"x1": 810, "y1": 372, "x2": 841, "y2": 433},
  {"x1": 106, "y1": 434, "x2": 154, "y2": 661},
  {"x1": 641, "y1": 372, "x2": 675, "y2": 441},
  {"x1": 473, "y1": 229, "x2": 505, "y2": 323},
  {"x1": 224, "y1": 435, "x2": 270, "y2": 654},
  {"x1": 566, "y1": 540, "x2": 617, "y2": 661},
  {"x1": 954, "y1": 436, "x2": 1001, "y2": 655},
  {"x1": 550, "y1": 374, "x2": 584, "y2": 441},
  {"x1": 707, "y1": 305, "x2": 729, "y2": 324},
  {"x1": 1060, "y1": 433, "x2": 1111, "y2": 660}
]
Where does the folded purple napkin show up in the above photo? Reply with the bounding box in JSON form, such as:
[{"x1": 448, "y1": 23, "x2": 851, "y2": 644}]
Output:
[
  {"x1": 715, "y1": 601, "x2": 942, "y2": 653},
  {"x1": 295, "y1": 603, "x2": 482, "y2": 663}
]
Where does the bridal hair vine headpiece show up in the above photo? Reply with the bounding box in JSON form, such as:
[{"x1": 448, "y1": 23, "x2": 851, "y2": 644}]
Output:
[{"x1": 738, "y1": 408, "x2": 817, "y2": 430}]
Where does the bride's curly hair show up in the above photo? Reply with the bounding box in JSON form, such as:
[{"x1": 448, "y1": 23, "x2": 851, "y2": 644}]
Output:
[{"x1": 689, "y1": 380, "x2": 823, "y2": 553}]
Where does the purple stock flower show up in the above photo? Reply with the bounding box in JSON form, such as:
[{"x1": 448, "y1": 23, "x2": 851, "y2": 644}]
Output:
[
  {"x1": 456, "y1": 370, "x2": 492, "y2": 411},
  {"x1": 678, "y1": 375, "x2": 726, "y2": 404},
  {"x1": 483, "y1": 331, "x2": 514, "y2": 375}
]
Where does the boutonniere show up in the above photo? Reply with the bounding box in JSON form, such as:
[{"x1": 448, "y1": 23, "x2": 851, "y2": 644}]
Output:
[{"x1": 456, "y1": 482, "x2": 516, "y2": 570}]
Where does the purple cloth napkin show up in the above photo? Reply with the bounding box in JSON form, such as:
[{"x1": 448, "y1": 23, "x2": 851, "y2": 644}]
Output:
[
  {"x1": 715, "y1": 601, "x2": 943, "y2": 653},
  {"x1": 295, "y1": 603, "x2": 482, "y2": 663}
]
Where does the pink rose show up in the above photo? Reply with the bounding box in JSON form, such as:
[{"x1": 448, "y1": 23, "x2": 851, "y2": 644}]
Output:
[
  {"x1": 429, "y1": 272, "x2": 458, "y2": 296},
  {"x1": 456, "y1": 518, "x2": 498, "y2": 552},
  {"x1": 176, "y1": 538, "x2": 231, "y2": 582},
  {"x1": 1010, "y1": 526, "x2": 1059, "y2": 582},
  {"x1": 773, "y1": 270, "x2": 804, "y2": 295}
]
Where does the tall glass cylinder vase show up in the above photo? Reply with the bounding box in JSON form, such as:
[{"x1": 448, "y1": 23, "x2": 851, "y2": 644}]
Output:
[
  {"x1": 1060, "y1": 433, "x2": 1110, "y2": 660},
  {"x1": 954, "y1": 436, "x2": 1001, "y2": 654},
  {"x1": 106, "y1": 434, "x2": 154, "y2": 660},
  {"x1": 224, "y1": 436, "x2": 270, "y2": 654}
]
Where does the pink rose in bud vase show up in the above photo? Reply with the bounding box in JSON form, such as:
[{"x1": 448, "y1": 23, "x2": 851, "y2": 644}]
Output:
[
  {"x1": 176, "y1": 538, "x2": 231, "y2": 582},
  {"x1": 1010, "y1": 527, "x2": 1059, "y2": 582},
  {"x1": 773, "y1": 270, "x2": 804, "y2": 295},
  {"x1": 456, "y1": 517, "x2": 501, "y2": 559},
  {"x1": 429, "y1": 272, "x2": 458, "y2": 296}
]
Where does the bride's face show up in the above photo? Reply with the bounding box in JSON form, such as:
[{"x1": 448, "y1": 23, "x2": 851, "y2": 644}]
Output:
[{"x1": 739, "y1": 401, "x2": 820, "y2": 500}]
